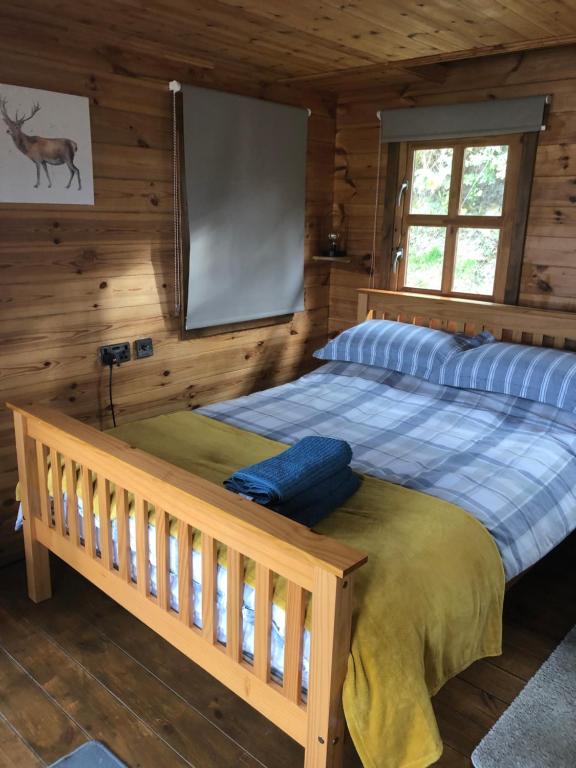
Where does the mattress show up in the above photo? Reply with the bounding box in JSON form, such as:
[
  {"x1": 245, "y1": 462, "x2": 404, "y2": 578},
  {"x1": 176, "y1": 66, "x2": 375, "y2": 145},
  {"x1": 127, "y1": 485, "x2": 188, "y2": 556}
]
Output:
[
  {"x1": 17, "y1": 497, "x2": 310, "y2": 690},
  {"x1": 199, "y1": 360, "x2": 576, "y2": 580}
]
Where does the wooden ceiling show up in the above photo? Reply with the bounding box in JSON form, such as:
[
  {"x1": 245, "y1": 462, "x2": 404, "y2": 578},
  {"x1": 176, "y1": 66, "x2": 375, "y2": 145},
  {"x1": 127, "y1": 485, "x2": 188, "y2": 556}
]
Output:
[{"x1": 3, "y1": 0, "x2": 576, "y2": 92}]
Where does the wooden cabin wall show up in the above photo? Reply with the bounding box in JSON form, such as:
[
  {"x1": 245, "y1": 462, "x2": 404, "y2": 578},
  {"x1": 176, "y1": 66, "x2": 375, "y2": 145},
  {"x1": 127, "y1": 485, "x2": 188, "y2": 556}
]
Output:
[
  {"x1": 0, "y1": 26, "x2": 336, "y2": 565},
  {"x1": 329, "y1": 45, "x2": 576, "y2": 332}
]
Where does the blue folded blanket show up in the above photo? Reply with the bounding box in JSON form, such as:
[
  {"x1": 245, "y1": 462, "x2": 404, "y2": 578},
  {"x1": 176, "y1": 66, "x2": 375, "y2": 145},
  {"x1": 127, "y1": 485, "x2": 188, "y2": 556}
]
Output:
[
  {"x1": 224, "y1": 436, "x2": 353, "y2": 506},
  {"x1": 274, "y1": 467, "x2": 361, "y2": 527}
]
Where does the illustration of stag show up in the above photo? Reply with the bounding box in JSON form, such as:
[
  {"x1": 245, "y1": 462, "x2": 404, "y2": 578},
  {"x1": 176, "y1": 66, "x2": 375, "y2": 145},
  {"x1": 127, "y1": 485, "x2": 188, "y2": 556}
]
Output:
[{"x1": 0, "y1": 97, "x2": 81, "y2": 191}]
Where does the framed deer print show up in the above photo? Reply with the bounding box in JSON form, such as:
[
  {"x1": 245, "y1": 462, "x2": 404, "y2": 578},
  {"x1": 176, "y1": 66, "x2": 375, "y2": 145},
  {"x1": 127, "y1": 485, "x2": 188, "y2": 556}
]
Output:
[{"x1": 0, "y1": 83, "x2": 94, "y2": 205}]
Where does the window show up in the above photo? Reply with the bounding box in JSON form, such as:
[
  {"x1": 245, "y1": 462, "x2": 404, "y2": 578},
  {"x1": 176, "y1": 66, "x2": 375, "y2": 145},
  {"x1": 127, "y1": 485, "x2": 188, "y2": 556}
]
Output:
[{"x1": 391, "y1": 136, "x2": 523, "y2": 302}]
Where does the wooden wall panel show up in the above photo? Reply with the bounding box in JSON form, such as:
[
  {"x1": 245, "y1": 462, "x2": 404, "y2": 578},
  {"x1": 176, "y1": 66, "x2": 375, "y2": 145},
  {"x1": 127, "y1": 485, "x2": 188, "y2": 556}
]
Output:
[
  {"x1": 329, "y1": 45, "x2": 576, "y2": 332},
  {"x1": 0, "y1": 27, "x2": 336, "y2": 565}
]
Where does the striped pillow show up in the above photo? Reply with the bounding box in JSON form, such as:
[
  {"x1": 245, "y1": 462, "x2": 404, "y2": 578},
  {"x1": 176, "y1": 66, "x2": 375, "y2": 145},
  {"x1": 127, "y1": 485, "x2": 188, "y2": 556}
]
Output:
[
  {"x1": 313, "y1": 319, "x2": 486, "y2": 380},
  {"x1": 434, "y1": 341, "x2": 576, "y2": 413}
]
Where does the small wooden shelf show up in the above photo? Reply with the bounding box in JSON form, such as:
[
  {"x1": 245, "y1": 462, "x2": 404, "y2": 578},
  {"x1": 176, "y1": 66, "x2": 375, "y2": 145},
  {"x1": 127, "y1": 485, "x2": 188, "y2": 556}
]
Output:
[{"x1": 313, "y1": 256, "x2": 351, "y2": 263}]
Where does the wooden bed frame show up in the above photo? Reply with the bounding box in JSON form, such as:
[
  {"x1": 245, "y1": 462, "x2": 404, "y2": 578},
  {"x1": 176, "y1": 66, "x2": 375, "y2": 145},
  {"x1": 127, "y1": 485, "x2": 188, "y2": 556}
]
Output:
[
  {"x1": 9, "y1": 288, "x2": 576, "y2": 768},
  {"x1": 357, "y1": 289, "x2": 576, "y2": 348}
]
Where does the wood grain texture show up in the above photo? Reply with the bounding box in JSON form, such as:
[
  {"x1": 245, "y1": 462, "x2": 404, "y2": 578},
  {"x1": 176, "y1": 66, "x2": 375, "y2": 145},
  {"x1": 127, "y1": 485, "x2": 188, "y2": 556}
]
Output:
[
  {"x1": 358, "y1": 289, "x2": 576, "y2": 349},
  {"x1": 0, "y1": 716, "x2": 42, "y2": 768},
  {"x1": 305, "y1": 570, "x2": 353, "y2": 768},
  {"x1": 80, "y1": 466, "x2": 96, "y2": 558},
  {"x1": 283, "y1": 581, "x2": 306, "y2": 703},
  {"x1": 12, "y1": 414, "x2": 51, "y2": 603},
  {"x1": 201, "y1": 534, "x2": 217, "y2": 645},
  {"x1": 0, "y1": 13, "x2": 336, "y2": 566},
  {"x1": 2, "y1": 532, "x2": 575, "y2": 768},
  {"x1": 254, "y1": 563, "x2": 273, "y2": 682},
  {"x1": 10, "y1": 403, "x2": 367, "y2": 582},
  {"x1": 4, "y1": 0, "x2": 576, "y2": 90},
  {"x1": 135, "y1": 496, "x2": 149, "y2": 596},
  {"x1": 226, "y1": 548, "x2": 243, "y2": 663},
  {"x1": 96, "y1": 476, "x2": 113, "y2": 570},
  {"x1": 9, "y1": 402, "x2": 366, "y2": 764},
  {"x1": 116, "y1": 488, "x2": 130, "y2": 581},
  {"x1": 155, "y1": 509, "x2": 170, "y2": 611},
  {"x1": 329, "y1": 44, "x2": 576, "y2": 332},
  {"x1": 177, "y1": 520, "x2": 192, "y2": 626}
]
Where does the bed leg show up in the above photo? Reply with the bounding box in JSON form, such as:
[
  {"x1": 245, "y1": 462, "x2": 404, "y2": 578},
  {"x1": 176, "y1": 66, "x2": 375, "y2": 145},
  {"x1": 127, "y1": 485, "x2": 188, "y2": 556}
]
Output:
[
  {"x1": 22, "y1": 518, "x2": 51, "y2": 603},
  {"x1": 13, "y1": 412, "x2": 52, "y2": 603},
  {"x1": 304, "y1": 570, "x2": 353, "y2": 768}
]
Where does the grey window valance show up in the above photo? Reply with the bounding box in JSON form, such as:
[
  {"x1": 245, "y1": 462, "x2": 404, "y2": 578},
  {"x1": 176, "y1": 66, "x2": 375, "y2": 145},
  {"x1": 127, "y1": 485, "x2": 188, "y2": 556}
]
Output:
[
  {"x1": 378, "y1": 96, "x2": 548, "y2": 143},
  {"x1": 181, "y1": 84, "x2": 308, "y2": 331}
]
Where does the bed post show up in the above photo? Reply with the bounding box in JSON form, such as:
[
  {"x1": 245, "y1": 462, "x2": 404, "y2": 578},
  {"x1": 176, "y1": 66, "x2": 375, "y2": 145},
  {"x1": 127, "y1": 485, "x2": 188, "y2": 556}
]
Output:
[
  {"x1": 357, "y1": 292, "x2": 369, "y2": 323},
  {"x1": 357, "y1": 292, "x2": 375, "y2": 324},
  {"x1": 304, "y1": 569, "x2": 354, "y2": 768},
  {"x1": 13, "y1": 410, "x2": 52, "y2": 603}
]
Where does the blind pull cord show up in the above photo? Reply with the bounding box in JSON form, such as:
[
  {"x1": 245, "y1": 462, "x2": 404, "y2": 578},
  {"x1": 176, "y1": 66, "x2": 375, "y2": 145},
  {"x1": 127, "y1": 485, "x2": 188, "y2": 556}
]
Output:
[
  {"x1": 170, "y1": 80, "x2": 182, "y2": 318},
  {"x1": 369, "y1": 118, "x2": 384, "y2": 290}
]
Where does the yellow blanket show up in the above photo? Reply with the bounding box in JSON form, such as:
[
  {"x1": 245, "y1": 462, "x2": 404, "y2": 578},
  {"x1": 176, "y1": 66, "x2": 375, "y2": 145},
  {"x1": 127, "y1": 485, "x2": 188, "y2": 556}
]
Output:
[
  {"x1": 23, "y1": 411, "x2": 505, "y2": 767},
  {"x1": 108, "y1": 412, "x2": 504, "y2": 768}
]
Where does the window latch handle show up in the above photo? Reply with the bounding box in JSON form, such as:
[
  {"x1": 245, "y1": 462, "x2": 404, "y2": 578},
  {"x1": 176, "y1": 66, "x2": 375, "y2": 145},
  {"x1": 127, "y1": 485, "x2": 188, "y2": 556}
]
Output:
[
  {"x1": 397, "y1": 180, "x2": 409, "y2": 207},
  {"x1": 392, "y1": 247, "x2": 404, "y2": 273}
]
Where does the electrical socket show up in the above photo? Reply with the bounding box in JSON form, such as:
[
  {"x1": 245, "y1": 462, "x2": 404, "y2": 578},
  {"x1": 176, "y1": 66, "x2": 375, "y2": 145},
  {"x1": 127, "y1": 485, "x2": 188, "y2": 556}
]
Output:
[
  {"x1": 135, "y1": 337, "x2": 154, "y2": 359},
  {"x1": 99, "y1": 342, "x2": 131, "y2": 365}
]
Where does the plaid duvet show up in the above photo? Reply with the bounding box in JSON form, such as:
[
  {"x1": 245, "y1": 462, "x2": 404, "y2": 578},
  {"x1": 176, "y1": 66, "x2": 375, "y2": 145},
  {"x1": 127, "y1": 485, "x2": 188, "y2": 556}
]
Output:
[{"x1": 199, "y1": 361, "x2": 576, "y2": 579}]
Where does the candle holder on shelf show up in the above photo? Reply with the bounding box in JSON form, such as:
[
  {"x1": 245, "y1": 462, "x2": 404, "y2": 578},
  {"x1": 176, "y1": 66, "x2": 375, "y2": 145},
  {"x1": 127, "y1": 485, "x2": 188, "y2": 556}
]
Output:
[
  {"x1": 316, "y1": 218, "x2": 349, "y2": 261},
  {"x1": 327, "y1": 231, "x2": 340, "y2": 258}
]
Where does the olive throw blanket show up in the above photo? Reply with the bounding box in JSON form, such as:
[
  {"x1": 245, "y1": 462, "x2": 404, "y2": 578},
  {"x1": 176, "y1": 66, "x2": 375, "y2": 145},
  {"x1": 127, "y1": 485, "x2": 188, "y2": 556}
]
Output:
[
  {"x1": 110, "y1": 412, "x2": 505, "y2": 768},
  {"x1": 21, "y1": 411, "x2": 505, "y2": 767}
]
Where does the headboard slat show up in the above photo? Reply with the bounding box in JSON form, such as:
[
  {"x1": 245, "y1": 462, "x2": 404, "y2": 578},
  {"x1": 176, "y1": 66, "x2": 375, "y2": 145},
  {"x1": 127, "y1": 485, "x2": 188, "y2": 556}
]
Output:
[{"x1": 356, "y1": 290, "x2": 576, "y2": 351}]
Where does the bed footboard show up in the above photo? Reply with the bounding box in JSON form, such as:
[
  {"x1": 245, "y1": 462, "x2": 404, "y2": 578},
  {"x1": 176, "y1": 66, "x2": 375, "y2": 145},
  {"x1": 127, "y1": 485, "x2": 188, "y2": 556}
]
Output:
[{"x1": 9, "y1": 402, "x2": 366, "y2": 768}]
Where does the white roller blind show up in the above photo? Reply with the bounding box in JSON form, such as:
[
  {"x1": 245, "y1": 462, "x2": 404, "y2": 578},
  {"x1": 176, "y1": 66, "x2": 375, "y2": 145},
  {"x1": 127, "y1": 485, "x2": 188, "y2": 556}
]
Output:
[
  {"x1": 181, "y1": 85, "x2": 308, "y2": 331},
  {"x1": 378, "y1": 96, "x2": 548, "y2": 143}
]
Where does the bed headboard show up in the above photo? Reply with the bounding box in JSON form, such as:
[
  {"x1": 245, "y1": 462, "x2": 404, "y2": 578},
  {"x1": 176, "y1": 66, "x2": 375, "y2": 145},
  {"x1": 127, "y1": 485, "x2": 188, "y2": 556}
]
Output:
[{"x1": 357, "y1": 289, "x2": 576, "y2": 351}]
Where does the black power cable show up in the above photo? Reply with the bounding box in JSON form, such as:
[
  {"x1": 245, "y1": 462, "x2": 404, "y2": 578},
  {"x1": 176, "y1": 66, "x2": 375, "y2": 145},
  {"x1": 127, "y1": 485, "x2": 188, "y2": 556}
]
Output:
[{"x1": 102, "y1": 351, "x2": 118, "y2": 427}]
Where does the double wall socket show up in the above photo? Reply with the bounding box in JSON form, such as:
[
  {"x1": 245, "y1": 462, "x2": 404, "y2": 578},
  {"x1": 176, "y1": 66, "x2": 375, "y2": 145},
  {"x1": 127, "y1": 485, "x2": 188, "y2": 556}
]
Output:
[
  {"x1": 99, "y1": 338, "x2": 154, "y2": 365},
  {"x1": 99, "y1": 342, "x2": 130, "y2": 365}
]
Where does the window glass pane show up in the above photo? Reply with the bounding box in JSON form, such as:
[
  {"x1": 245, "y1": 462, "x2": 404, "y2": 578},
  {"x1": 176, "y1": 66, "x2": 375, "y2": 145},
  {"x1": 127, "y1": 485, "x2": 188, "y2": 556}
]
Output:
[
  {"x1": 459, "y1": 145, "x2": 509, "y2": 216},
  {"x1": 409, "y1": 148, "x2": 453, "y2": 215},
  {"x1": 453, "y1": 228, "x2": 500, "y2": 295},
  {"x1": 405, "y1": 226, "x2": 446, "y2": 290}
]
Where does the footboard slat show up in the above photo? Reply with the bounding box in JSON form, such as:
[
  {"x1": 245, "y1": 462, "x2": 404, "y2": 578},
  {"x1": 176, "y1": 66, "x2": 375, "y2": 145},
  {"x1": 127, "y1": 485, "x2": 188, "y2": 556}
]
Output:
[
  {"x1": 226, "y1": 548, "x2": 243, "y2": 663},
  {"x1": 35, "y1": 443, "x2": 50, "y2": 526},
  {"x1": 116, "y1": 488, "x2": 130, "y2": 582},
  {"x1": 156, "y1": 509, "x2": 170, "y2": 611},
  {"x1": 254, "y1": 563, "x2": 273, "y2": 681},
  {"x1": 135, "y1": 496, "x2": 148, "y2": 595},
  {"x1": 64, "y1": 458, "x2": 79, "y2": 546},
  {"x1": 97, "y1": 475, "x2": 113, "y2": 569},
  {"x1": 177, "y1": 520, "x2": 192, "y2": 625},
  {"x1": 50, "y1": 448, "x2": 64, "y2": 535},
  {"x1": 81, "y1": 466, "x2": 95, "y2": 558},
  {"x1": 284, "y1": 581, "x2": 305, "y2": 703},
  {"x1": 202, "y1": 534, "x2": 217, "y2": 643}
]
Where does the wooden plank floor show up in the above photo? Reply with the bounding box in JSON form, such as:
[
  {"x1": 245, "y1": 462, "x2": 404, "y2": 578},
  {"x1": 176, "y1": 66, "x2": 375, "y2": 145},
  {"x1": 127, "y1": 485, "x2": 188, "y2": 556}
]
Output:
[{"x1": 0, "y1": 537, "x2": 574, "y2": 768}]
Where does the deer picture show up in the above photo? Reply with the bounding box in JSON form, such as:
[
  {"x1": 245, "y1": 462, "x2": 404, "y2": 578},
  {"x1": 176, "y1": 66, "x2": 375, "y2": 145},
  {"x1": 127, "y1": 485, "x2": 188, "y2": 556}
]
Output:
[{"x1": 0, "y1": 96, "x2": 81, "y2": 191}]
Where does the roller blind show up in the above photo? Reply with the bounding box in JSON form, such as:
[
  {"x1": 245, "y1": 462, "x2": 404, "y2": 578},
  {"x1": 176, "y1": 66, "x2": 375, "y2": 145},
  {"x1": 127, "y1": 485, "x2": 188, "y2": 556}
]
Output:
[
  {"x1": 378, "y1": 96, "x2": 548, "y2": 143},
  {"x1": 181, "y1": 85, "x2": 308, "y2": 331}
]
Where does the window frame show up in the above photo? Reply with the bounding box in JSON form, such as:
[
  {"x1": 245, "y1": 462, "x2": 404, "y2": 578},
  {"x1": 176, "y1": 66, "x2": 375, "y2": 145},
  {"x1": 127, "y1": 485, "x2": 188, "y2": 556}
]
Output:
[{"x1": 384, "y1": 133, "x2": 535, "y2": 304}]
